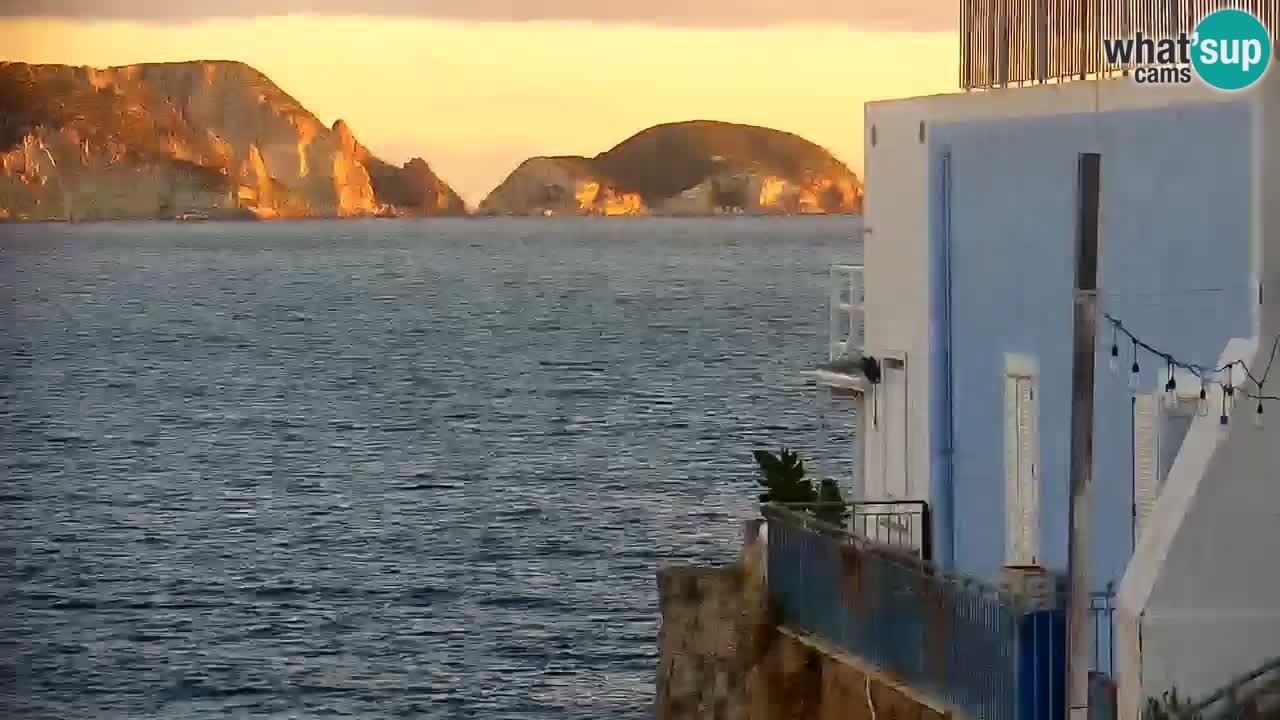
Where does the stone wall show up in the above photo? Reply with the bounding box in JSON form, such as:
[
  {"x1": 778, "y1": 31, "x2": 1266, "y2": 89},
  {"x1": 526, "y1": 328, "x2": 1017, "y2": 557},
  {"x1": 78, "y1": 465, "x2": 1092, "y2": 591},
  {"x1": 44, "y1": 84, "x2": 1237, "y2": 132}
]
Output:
[{"x1": 655, "y1": 520, "x2": 952, "y2": 720}]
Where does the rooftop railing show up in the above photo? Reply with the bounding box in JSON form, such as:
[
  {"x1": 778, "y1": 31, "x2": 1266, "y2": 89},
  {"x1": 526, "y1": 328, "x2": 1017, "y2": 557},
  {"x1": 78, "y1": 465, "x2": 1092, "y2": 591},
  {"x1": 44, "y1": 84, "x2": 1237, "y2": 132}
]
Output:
[{"x1": 961, "y1": 0, "x2": 1280, "y2": 90}]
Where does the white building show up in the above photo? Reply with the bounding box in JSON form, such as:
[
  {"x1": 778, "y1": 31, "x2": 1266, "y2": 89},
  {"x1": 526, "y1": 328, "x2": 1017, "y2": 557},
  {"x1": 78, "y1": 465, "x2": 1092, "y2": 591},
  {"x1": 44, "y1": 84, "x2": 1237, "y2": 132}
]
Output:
[{"x1": 812, "y1": 3, "x2": 1280, "y2": 718}]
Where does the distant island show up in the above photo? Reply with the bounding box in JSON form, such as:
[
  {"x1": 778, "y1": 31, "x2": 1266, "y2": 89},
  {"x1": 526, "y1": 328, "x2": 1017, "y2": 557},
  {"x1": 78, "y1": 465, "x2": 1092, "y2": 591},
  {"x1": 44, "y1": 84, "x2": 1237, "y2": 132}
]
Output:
[
  {"x1": 479, "y1": 121, "x2": 863, "y2": 217},
  {"x1": 0, "y1": 60, "x2": 862, "y2": 222}
]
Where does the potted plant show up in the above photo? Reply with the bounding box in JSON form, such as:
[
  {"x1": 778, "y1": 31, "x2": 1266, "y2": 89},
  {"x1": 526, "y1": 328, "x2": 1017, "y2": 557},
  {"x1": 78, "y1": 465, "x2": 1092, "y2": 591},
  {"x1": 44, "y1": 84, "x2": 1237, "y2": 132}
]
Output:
[{"x1": 752, "y1": 447, "x2": 848, "y2": 526}]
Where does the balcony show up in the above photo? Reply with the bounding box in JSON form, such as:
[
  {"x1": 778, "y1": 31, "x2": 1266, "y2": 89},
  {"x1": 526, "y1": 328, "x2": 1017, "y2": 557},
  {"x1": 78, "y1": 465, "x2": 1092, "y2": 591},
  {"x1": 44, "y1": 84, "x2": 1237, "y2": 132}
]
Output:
[
  {"x1": 763, "y1": 503, "x2": 1128, "y2": 720},
  {"x1": 764, "y1": 503, "x2": 1068, "y2": 720},
  {"x1": 814, "y1": 263, "x2": 866, "y2": 391},
  {"x1": 960, "y1": 0, "x2": 1280, "y2": 90}
]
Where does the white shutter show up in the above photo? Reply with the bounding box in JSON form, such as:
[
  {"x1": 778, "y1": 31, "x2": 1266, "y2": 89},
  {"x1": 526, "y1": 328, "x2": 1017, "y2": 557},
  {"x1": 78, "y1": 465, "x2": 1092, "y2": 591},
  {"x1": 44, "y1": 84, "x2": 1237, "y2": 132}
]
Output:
[
  {"x1": 1133, "y1": 393, "x2": 1160, "y2": 542},
  {"x1": 1005, "y1": 376, "x2": 1021, "y2": 564},
  {"x1": 880, "y1": 362, "x2": 908, "y2": 500},
  {"x1": 1017, "y1": 377, "x2": 1040, "y2": 564},
  {"x1": 1005, "y1": 374, "x2": 1040, "y2": 566}
]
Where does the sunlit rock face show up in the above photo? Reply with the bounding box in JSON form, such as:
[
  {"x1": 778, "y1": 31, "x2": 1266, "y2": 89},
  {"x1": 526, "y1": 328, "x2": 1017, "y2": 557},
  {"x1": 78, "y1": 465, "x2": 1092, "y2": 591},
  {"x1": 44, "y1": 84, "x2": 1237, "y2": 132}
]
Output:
[
  {"x1": 482, "y1": 120, "x2": 863, "y2": 217},
  {"x1": 0, "y1": 60, "x2": 465, "y2": 220},
  {"x1": 478, "y1": 157, "x2": 649, "y2": 216}
]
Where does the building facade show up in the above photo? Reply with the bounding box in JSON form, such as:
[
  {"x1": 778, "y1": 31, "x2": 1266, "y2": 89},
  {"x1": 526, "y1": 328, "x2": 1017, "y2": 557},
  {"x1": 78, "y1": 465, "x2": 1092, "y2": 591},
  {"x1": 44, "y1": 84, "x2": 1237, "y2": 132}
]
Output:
[{"x1": 813, "y1": 41, "x2": 1280, "y2": 720}]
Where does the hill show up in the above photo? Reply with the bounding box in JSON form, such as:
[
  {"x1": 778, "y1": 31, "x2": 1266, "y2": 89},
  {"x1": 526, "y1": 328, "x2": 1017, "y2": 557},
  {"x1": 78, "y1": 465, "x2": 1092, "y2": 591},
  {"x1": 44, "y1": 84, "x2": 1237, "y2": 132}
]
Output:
[
  {"x1": 0, "y1": 60, "x2": 465, "y2": 221},
  {"x1": 479, "y1": 121, "x2": 862, "y2": 217}
]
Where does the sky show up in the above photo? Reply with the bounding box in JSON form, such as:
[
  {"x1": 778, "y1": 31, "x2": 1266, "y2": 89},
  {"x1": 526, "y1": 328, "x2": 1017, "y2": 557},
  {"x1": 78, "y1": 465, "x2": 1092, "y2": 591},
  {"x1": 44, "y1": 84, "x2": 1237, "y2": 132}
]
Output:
[{"x1": 3, "y1": 3, "x2": 959, "y2": 206}]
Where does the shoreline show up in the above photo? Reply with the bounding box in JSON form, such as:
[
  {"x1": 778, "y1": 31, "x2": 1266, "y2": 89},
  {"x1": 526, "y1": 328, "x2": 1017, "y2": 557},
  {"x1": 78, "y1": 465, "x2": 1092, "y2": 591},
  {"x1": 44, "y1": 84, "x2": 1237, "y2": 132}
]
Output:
[{"x1": 2, "y1": 213, "x2": 865, "y2": 225}]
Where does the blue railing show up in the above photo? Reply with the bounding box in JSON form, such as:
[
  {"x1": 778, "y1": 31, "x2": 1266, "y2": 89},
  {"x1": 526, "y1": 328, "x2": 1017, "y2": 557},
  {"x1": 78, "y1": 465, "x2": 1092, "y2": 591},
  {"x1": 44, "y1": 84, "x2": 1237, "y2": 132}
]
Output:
[
  {"x1": 764, "y1": 503, "x2": 1066, "y2": 720},
  {"x1": 774, "y1": 501, "x2": 933, "y2": 562},
  {"x1": 1088, "y1": 586, "x2": 1118, "y2": 720},
  {"x1": 1090, "y1": 585, "x2": 1117, "y2": 677}
]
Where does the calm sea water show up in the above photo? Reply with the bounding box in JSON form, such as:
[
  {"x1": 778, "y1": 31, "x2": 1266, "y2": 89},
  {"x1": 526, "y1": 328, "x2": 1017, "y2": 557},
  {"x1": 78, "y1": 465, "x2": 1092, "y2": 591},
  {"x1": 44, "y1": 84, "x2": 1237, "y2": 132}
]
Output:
[{"x1": 1, "y1": 217, "x2": 862, "y2": 719}]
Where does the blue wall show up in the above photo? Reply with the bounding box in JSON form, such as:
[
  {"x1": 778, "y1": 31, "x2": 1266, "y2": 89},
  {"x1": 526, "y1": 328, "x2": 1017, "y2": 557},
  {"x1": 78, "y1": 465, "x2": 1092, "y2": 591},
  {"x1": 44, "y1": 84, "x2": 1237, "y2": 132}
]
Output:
[{"x1": 928, "y1": 102, "x2": 1253, "y2": 591}]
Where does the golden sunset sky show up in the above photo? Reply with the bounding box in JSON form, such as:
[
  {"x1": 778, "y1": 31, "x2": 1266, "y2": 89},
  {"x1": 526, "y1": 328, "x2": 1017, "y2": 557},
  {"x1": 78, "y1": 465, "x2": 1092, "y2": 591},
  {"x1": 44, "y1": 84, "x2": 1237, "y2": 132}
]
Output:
[{"x1": 3, "y1": 5, "x2": 959, "y2": 206}]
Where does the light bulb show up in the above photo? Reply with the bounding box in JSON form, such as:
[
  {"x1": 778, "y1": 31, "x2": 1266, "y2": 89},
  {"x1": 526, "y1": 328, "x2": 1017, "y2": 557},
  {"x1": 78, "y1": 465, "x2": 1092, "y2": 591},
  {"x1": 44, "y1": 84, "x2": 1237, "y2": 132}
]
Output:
[
  {"x1": 1109, "y1": 344, "x2": 1120, "y2": 375},
  {"x1": 1198, "y1": 386, "x2": 1209, "y2": 417},
  {"x1": 1255, "y1": 402, "x2": 1265, "y2": 430},
  {"x1": 1129, "y1": 368, "x2": 1140, "y2": 391}
]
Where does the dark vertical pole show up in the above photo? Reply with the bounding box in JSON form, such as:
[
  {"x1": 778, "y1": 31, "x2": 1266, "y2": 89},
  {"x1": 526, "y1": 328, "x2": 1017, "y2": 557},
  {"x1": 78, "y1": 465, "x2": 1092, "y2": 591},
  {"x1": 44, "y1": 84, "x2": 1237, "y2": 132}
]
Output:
[
  {"x1": 1067, "y1": 152, "x2": 1101, "y2": 720},
  {"x1": 1130, "y1": 395, "x2": 1137, "y2": 552},
  {"x1": 921, "y1": 503, "x2": 934, "y2": 564},
  {"x1": 941, "y1": 151, "x2": 955, "y2": 570}
]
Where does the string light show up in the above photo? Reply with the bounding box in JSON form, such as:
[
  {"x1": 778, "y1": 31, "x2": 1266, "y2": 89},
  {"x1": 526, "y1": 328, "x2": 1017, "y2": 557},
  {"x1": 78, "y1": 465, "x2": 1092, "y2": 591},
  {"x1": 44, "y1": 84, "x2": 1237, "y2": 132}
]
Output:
[
  {"x1": 1102, "y1": 314, "x2": 1280, "y2": 433},
  {"x1": 1109, "y1": 325, "x2": 1120, "y2": 375},
  {"x1": 1225, "y1": 365, "x2": 1235, "y2": 416},
  {"x1": 1129, "y1": 337, "x2": 1141, "y2": 391}
]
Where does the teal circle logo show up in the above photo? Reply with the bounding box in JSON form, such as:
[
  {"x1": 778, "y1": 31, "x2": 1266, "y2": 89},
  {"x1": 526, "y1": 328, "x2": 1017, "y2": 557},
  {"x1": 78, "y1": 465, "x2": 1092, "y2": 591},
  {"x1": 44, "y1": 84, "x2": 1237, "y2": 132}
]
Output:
[{"x1": 1192, "y1": 9, "x2": 1272, "y2": 91}]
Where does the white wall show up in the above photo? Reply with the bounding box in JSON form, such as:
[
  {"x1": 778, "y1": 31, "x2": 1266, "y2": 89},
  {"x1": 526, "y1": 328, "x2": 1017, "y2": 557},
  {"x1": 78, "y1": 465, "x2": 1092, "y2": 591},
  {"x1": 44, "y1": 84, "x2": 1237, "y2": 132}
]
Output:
[
  {"x1": 1259, "y1": 69, "x2": 1280, "y2": 340},
  {"x1": 1116, "y1": 337, "x2": 1280, "y2": 719},
  {"x1": 864, "y1": 62, "x2": 1280, "y2": 720},
  {"x1": 1113, "y1": 67, "x2": 1280, "y2": 720},
  {"x1": 861, "y1": 77, "x2": 1257, "y2": 542}
]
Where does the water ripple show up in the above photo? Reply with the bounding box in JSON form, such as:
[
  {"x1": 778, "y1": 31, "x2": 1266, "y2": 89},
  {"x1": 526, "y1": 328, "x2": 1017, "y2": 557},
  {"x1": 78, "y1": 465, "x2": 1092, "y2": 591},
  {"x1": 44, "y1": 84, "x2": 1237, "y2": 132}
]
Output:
[{"x1": 0, "y1": 217, "x2": 862, "y2": 719}]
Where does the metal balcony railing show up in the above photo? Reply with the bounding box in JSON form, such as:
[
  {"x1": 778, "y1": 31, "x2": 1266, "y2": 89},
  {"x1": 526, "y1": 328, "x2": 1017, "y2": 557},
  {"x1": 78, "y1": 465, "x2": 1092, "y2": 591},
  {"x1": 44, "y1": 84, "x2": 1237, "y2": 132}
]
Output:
[
  {"x1": 764, "y1": 503, "x2": 1067, "y2": 720},
  {"x1": 1090, "y1": 584, "x2": 1117, "y2": 677},
  {"x1": 961, "y1": 0, "x2": 1280, "y2": 90},
  {"x1": 829, "y1": 263, "x2": 864, "y2": 363},
  {"x1": 1088, "y1": 586, "x2": 1119, "y2": 720},
  {"x1": 1176, "y1": 656, "x2": 1280, "y2": 720},
  {"x1": 774, "y1": 500, "x2": 932, "y2": 561}
]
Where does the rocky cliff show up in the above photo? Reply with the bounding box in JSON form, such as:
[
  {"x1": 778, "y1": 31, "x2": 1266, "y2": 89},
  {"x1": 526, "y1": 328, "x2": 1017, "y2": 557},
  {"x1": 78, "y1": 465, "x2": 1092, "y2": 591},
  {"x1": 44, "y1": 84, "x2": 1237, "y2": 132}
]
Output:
[
  {"x1": 481, "y1": 121, "x2": 862, "y2": 217},
  {"x1": 656, "y1": 521, "x2": 951, "y2": 720},
  {"x1": 0, "y1": 61, "x2": 465, "y2": 221}
]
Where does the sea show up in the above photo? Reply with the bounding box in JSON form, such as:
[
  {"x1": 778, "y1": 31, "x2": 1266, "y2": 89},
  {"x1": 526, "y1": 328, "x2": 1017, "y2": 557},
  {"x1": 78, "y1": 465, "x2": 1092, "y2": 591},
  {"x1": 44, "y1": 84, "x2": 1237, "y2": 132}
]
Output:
[{"x1": 1, "y1": 217, "x2": 863, "y2": 719}]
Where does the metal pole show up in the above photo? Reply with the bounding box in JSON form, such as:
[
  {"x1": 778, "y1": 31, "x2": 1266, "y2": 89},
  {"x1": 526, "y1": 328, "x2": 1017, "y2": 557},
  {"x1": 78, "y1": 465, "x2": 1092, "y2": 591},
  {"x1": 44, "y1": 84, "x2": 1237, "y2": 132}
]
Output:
[
  {"x1": 1130, "y1": 395, "x2": 1137, "y2": 551},
  {"x1": 1066, "y1": 153, "x2": 1102, "y2": 720}
]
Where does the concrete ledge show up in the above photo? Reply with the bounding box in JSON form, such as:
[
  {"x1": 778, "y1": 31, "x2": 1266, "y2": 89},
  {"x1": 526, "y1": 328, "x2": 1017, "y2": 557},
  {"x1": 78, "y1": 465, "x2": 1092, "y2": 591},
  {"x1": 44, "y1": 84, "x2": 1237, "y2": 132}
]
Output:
[{"x1": 778, "y1": 626, "x2": 955, "y2": 720}]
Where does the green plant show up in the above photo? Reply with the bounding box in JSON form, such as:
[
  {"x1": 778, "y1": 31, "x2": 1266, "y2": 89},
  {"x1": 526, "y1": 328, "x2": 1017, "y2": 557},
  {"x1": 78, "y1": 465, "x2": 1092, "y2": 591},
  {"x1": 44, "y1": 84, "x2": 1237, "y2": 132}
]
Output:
[
  {"x1": 1144, "y1": 687, "x2": 1200, "y2": 720},
  {"x1": 752, "y1": 447, "x2": 848, "y2": 526}
]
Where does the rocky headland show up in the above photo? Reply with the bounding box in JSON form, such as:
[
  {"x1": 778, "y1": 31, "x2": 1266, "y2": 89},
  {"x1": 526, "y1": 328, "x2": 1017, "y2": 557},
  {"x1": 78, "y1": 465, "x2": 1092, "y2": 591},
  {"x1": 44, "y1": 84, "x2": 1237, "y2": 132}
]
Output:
[
  {"x1": 0, "y1": 60, "x2": 465, "y2": 221},
  {"x1": 480, "y1": 121, "x2": 863, "y2": 217},
  {"x1": 0, "y1": 60, "x2": 863, "y2": 222}
]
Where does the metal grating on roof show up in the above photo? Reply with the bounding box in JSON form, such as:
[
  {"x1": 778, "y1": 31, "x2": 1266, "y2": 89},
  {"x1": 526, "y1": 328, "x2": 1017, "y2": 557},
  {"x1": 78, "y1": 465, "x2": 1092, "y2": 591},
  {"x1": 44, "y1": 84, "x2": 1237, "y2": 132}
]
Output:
[{"x1": 960, "y1": 0, "x2": 1280, "y2": 90}]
